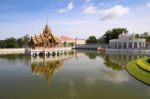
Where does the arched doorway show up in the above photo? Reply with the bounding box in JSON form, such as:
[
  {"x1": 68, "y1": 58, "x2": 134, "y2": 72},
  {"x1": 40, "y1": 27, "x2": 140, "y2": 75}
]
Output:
[
  {"x1": 123, "y1": 43, "x2": 127, "y2": 49},
  {"x1": 129, "y1": 42, "x2": 132, "y2": 48}
]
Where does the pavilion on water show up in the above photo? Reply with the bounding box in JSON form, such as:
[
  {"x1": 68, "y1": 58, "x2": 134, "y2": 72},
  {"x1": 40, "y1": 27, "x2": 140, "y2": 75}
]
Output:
[{"x1": 30, "y1": 24, "x2": 60, "y2": 49}]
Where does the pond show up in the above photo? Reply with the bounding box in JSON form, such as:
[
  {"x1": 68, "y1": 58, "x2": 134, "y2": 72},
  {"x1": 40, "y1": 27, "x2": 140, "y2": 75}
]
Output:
[{"x1": 0, "y1": 50, "x2": 149, "y2": 99}]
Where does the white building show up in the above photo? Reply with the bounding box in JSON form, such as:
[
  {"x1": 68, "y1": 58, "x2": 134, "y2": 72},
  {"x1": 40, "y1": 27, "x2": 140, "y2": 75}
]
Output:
[
  {"x1": 109, "y1": 32, "x2": 146, "y2": 49},
  {"x1": 55, "y1": 36, "x2": 85, "y2": 47}
]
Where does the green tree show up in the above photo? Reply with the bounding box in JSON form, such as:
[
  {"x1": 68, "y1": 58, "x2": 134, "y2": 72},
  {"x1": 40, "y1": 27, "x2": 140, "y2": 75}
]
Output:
[
  {"x1": 63, "y1": 41, "x2": 67, "y2": 47},
  {"x1": 17, "y1": 38, "x2": 23, "y2": 48},
  {"x1": 21, "y1": 34, "x2": 30, "y2": 47},
  {"x1": 0, "y1": 40, "x2": 6, "y2": 48},
  {"x1": 0, "y1": 34, "x2": 30, "y2": 48},
  {"x1": 140, "y1": 32, "x2": 150, "y2": 42},
  {"x1": 135, "y1": 34, "x2": 140, "y2": 38},
  {"x1": 97, "y1": 37, "x2": 104, "y2": 44},
  {"x1": 146, "y1": 36, "x2": 150, "y2": 42},
  {"x1": 68, "y1": 42, "x2": 75, "y2": 47},
  {"x1": 103, "y1": 28, "x2": 128, "y2": 44},
  {"x1": 5, "y1": 37, "x2": 18, "y2": 48},
  {"x1": 141, "y1": 32, "x2": 149, "y2": 38},
  {"x1": 86, "y1": 36, "x2": 97, "y2": 44}
]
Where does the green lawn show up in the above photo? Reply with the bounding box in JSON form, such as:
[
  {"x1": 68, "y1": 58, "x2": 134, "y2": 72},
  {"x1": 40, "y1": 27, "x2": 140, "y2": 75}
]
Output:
[{"x1": 126, "y1": 59, "x2": 150, "y2": 85}]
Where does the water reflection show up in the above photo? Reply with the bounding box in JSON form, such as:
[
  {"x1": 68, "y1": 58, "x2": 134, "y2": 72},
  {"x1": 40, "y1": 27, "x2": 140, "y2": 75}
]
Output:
[
  {"x1": 0, "y1": 54, "x2": 30, "y2": 60},
  {"x1": 0, "y1": 51, "x2": 149, "y2": 99},
  {"x1": 148, "y1": 88, "x2": 150, "y2": 96},
  {"x1": 75, "y1": 50, "x2": 149, "y2": 71},
  {"x1": 0, "y1": 54, "x2": 30, "y2": 66},
  {"x1": 100, "y1": 52, "x2": 149, "y2": 70},
  {"x1": 30, "y1": 51, "x2": 83, "y2": 82},
  {"x1": 104, "y1": 55, "x2": 124, "y2": 71},
  {"x1": 74, "y1": 50, "x2": 150, "y2": 85},
  {"x1": 31, "y1": 60, "x2": 63, "y2": 81},
  {"x1": 85, "y1": 52, "x2": 98, "y2": 60}
]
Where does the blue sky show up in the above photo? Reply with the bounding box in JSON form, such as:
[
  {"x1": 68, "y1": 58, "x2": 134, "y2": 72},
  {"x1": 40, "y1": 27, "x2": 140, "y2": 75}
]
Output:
[{"x1": 0, "y1": 0, "x2": 150, "y2": 39}]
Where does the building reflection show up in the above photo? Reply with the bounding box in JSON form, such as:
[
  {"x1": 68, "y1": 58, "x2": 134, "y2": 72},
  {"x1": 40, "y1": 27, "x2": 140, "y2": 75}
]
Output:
[
  {"x1": 76, "y1": 50, "x2": 99, "y2": 60},
  {"x1": 30, "y1": 51, "x2": 84, "y2": 82},
  {"x1": 31, "y1": 60, "x2": 63, "y2": 81},
  {"x1": 101, "y1": 52, "x2": 148, "y2": 71},
  {"x1": 104, "y1": 55, "x2": 124, "y2": 71},
  {"x1": 73, "y1": 50, "x2": 148, "y2": 71}
]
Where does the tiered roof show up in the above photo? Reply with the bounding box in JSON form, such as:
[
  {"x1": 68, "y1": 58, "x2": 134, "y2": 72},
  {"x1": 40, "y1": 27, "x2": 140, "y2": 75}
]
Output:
[{"x1": 31, "y1": 24, "x2": 56, "y2": 44}]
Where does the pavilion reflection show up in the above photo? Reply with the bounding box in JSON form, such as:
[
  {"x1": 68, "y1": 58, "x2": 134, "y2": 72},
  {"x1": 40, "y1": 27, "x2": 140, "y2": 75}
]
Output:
[
  {"x1": 30, "y1": 51, "x2": 84, "y2": 82},
  {"x1": 31, "y1": 59, "x2": 63, "y2": 81}
]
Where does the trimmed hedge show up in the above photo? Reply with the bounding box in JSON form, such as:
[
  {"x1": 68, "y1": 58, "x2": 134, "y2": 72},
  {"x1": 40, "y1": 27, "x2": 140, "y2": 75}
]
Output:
[
  {"x1": 147, "y1": 58, "x2": 150, "y2": 64},
  {"x1": 136, "y1": 58, "x2": 150, "y2": 73},
  {"x1": 126, "y1": 59, "x2": 150, "y2": 85}
]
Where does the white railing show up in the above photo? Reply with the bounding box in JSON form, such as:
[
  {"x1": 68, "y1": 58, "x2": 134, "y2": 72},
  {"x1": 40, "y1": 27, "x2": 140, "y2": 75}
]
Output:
[{"x1": 105, "y1": 48, "x2": 150, "y2": 53}]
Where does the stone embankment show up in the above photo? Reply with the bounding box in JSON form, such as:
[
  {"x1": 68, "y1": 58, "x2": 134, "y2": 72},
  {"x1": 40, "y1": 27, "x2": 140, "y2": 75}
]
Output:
[{"x1": 0, "y1": 48, "x2": 25, "y2": 54}]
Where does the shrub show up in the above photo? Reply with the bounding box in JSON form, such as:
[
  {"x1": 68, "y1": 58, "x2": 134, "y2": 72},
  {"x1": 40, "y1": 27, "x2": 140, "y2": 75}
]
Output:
[
  {"x1": 136, "y1": 59, "x2": 150, "y2": 72},
  {"x1": 147, "y1": 58, "x2": 150, "y2": 64}
]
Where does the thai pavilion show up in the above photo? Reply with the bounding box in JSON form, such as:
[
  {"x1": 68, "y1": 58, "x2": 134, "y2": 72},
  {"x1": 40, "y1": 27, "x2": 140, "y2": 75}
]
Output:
[
  {"x1": 109, "y1": 32, "x2": 146, "y2": 49},
  {"x1": 30, "y1": 24, "x2": 60, "y2": 49}
]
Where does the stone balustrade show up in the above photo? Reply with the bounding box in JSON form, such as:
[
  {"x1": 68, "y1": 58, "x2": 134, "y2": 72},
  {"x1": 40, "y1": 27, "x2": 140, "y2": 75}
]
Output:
[{"x1": 25, "y1": 47, "x2": 73, "y2": 58}]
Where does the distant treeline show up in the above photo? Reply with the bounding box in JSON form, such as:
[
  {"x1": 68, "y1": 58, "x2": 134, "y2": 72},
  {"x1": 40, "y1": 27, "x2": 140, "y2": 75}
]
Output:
[
  {"x1": 86, "y1": 28, "x2": 150, "y2": 44},
  {"x1": 0, "y1": 34, "x2": 30, "y2": 48}
]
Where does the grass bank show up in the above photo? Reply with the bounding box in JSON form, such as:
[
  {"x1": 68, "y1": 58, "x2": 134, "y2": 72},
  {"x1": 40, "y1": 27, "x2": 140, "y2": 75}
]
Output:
[{"x1": 126, "y1": 59, "x2": 150, "y2": 85}]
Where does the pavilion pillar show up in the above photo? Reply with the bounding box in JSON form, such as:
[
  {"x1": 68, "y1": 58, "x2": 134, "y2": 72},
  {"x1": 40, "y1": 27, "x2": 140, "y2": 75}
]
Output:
[
  {"x1": 143, "y1": 42, "x2": 146, "y2": 48},
  {"x1": 137, "y1": 42, "x2": 139, "y2": 48},
  {"x1": 132, "y1": 42, "x2": 134, "y2": 48},
  {"x1": 126, "y1": 42, "x2": 129, "y2": 49}
]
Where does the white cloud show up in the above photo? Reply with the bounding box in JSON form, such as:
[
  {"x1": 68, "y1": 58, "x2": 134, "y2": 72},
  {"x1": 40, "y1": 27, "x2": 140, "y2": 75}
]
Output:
[
  {"x1": 58, "y1": 2, "x2": 74, "y2": 13},
  {"x1": 83, "y1": 5, "x2": 97, "y2": 14},
  {"x1": 147, "y1": 2, "x2": 150, "y2": 8},
  {"x1": 100, "y1": 5, "x2": 130, "y2": 20}
]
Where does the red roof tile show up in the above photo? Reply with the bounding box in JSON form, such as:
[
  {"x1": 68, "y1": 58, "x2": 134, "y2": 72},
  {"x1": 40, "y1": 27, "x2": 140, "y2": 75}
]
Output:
[{"x1": 60, "y1": 36, "x2": 75, "y2": 41}]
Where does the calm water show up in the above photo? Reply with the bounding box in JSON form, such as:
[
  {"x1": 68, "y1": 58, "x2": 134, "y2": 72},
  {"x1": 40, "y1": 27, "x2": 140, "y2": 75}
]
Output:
[{"x1": 0, "y1": 51, "x2": 149, "y2": 99}]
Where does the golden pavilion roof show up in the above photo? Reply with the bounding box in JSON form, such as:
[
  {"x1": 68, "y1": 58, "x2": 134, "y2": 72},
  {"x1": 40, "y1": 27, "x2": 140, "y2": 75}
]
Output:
[{"x1": 31, "y1": 24, "x2": 56, "y2": 44}]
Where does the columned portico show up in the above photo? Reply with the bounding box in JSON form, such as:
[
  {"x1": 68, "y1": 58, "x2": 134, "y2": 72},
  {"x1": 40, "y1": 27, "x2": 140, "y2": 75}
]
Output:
[{"x1": 109, "y1": 33, "x2": 146, "y2": 49}]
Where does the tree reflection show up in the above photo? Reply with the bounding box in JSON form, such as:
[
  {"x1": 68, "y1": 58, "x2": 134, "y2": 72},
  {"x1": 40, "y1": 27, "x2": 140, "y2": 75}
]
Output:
[
  {"x1": 104, "y1": 55, "x2": 123, "y2": 71},
  {"x1": 0, "y1": 54, "x2": 30, "y2": 66},
  {"x1": 102, "y1": 53, "x2": 148, "y2": 71},
  {"x1": 0, "y1": 54, "x2": 30, "y2": 60},
  {"x1": 31, "y1": 60, "x2": 63, "y2": 81},
  {"x1": 85, "y1": 52, "x2": 98, "y2": 60}
]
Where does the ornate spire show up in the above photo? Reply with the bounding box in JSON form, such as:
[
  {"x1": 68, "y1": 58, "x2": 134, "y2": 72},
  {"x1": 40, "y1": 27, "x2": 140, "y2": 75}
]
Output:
[
  {"x1": 43, "y1": 24, "x2": 52, "y2": 35},
  {"x1": 46, "y1": 16, "x2": 48, "y2": 25}
]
